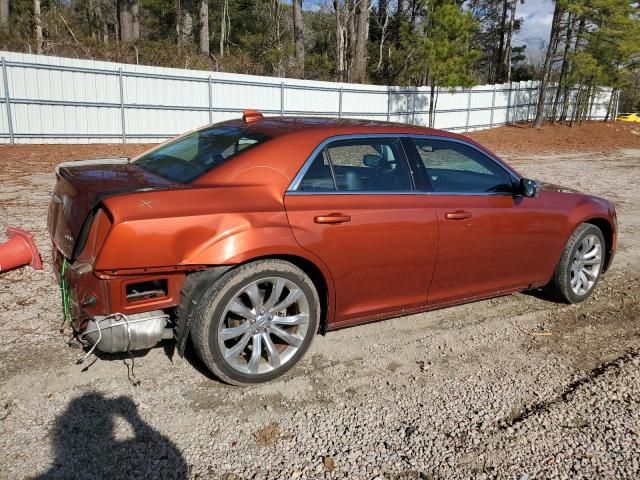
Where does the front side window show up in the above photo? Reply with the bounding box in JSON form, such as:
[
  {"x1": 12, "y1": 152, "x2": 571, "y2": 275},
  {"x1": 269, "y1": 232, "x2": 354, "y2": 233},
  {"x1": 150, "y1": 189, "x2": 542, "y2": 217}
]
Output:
[
  {"x1": 134, "y1": 125, "x2": 270, "y2": 183},
  {"x1": 297, "y1": 138, "x2": 412, "y2": 192},
  {"x1": 411, "y1": 138, "x2": 514, "y2": 194}
]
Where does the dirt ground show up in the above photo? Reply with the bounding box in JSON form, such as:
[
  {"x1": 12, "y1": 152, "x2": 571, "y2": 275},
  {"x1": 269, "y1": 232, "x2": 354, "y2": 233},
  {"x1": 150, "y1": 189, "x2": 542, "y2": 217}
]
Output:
[
  {"x1": 469, "y1": 121, "x2": 640, "y2": 155},
  {"x1": 0, "y1": 123, "x2": 639, "y2": 479}
]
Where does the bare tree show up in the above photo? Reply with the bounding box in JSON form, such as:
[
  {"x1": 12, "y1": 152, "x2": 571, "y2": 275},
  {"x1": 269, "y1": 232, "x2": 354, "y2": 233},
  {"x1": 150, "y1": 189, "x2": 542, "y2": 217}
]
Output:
[
  {"x1": 198, "y1": 0, "x2": 209, "y2": 54},
  {"x1": 292, "y1": 0, "x2": 304, "y2": 76},
  {"x1": 375, "y1": 0, "x2": 390, "y2": 73},
  {"x1": 176, "y1": 0, "x2": 193, "y2": 46},
  {"x1": 533, "y1": 1, "x2": 563, "y2": 128},
  {"x1": 33, "y1": 0, "x2": 42, "y2": 53},
  {"x1": 0, "y1": 0, "x2": 8, "y2": 29},
  {"x1": 269, "y1": 0, "x2": 283, "y2": 75},
  {"x1": 347, "y1": 0, "x2": 356, "y2": 77},
  {"x1": 334, "y1": 0, "x2": 348, "y2": 81},
  {"x1": 495, "y1": 0, "x2": 509, "y2": 82},
  {"x1": 503, "y1": 0, "x2": 517, "y2": 83},
  {"x1": 551, "y1": 11, "x2": 576, "y2": 122},
  {"x1": 118, "y1": 0, "x2": 140, "y2": 42},
  {"x1": 350, "y1": 0, "x2": 370, "y2": 83},
  {"x1": 219, "y1": 0, "x2": 229, "y2": 57},
  {"x1": 94, "y1": 2, "x2": 109, "y2": 43}
]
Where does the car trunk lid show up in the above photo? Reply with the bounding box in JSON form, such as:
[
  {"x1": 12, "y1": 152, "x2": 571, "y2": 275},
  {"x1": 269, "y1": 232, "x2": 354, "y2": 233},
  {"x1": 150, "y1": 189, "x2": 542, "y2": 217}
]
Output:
[{"x1": 48, "y1": 158, "x2": 179, "y2": 259}]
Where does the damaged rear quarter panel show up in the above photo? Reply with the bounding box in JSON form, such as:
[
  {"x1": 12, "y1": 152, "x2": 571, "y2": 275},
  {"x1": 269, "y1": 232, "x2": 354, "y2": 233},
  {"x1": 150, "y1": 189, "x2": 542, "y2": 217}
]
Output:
[{"x1": 96, "y1": 186, "x2": 298, "y2": 271}]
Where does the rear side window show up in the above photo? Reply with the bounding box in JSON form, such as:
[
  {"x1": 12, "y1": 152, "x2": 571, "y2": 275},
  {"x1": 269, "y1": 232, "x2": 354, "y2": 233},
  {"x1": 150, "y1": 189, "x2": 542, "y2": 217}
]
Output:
[
  {"x1": 297, "y1": 138, "x2": 412, "y2": 192},
  {"x1": 134, "y1": 125, "x2": 270, "y2": 183},
  {"x1": 411, "y1": 138, "x2": 514, "y2": 194},
  {"x1": 298, "y1": 150, "x2": 336, "y2": 192}
]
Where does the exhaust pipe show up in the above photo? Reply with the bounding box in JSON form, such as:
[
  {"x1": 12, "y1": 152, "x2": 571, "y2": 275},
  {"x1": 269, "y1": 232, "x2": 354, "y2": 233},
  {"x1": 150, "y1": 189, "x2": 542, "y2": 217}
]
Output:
[{"x1": 0, "y1": 227, "x2": 43, "y2": 273}]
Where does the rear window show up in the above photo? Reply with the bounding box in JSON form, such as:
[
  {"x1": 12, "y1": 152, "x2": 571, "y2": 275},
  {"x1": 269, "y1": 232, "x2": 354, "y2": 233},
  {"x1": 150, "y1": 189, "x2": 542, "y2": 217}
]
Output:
[{"x1": 134, "y1": 125, "x2": 271, "y2": 183}]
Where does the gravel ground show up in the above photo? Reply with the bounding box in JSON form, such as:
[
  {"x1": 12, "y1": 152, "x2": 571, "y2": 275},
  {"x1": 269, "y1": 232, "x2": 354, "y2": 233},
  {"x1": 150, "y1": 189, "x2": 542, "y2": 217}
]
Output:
[{"x1": 1, "y1": 139, "x2": 639, "y2": 479}]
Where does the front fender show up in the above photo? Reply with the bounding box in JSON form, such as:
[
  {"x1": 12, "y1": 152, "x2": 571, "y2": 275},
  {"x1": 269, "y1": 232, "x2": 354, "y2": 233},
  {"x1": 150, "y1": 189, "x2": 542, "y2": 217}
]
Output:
[{"x1": 538, "y1": 190, "x2": 616, "y2": 284}]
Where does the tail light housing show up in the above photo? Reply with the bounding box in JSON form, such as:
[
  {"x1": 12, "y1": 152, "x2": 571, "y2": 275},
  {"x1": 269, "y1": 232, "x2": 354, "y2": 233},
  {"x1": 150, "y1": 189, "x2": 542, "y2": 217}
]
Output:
[{"x1": 76, "y1": 208, "x2": 113, "y2": 264}]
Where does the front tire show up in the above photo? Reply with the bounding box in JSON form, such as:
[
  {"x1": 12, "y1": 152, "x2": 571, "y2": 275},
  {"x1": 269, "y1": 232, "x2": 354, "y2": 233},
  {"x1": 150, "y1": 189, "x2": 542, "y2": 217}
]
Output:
[
  {"x1": 190, "y1": 260, "x2": 320, "y2": 386},
  {"x1": 548, "y1": 223, "x2": 605, "y2": 304}
]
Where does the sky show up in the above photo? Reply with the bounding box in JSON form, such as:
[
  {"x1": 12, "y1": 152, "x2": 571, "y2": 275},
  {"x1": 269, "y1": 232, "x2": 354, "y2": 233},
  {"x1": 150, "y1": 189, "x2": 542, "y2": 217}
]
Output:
[
  {"x1": 300, "y1": 0, "x2": 556, "y2": 57},
  {"x1": 513, "y1": 0, "x2": 555, "y2": 56}
]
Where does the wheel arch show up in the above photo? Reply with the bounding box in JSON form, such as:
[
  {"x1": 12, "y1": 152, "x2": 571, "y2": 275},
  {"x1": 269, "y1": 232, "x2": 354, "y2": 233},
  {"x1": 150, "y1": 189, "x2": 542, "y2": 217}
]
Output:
[
  {"x1": 255, "y1": 253, "x2": 332, "y2": 335},
  {"x1": 176, "y1": 252, "x2": 334, "y2": 355},
  {"x1": 583, "y1": 217, "x2": 615, "y2": 272}
]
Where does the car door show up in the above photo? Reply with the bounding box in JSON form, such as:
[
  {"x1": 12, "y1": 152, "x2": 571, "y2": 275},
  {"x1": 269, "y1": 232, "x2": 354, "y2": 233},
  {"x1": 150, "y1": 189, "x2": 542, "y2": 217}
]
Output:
[
  {"x1": 284, "y1": 136, "x2": 438, "y2": 325},
  {"x1": 405, "y1": 136, "x2": 550, "y2": 305}
]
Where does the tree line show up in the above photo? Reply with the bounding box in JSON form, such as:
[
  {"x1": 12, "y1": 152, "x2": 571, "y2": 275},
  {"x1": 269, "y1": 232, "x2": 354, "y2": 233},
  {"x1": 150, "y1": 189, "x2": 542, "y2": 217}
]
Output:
[{"x1": 0, "y1": 0, "x2": 638, "y2": 125}]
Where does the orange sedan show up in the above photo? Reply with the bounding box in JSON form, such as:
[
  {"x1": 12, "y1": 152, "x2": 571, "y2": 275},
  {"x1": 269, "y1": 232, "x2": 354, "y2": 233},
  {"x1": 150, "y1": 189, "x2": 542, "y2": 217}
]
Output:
[{"x1": 48, "y1": 111, "x2": 617, "y2": 385}]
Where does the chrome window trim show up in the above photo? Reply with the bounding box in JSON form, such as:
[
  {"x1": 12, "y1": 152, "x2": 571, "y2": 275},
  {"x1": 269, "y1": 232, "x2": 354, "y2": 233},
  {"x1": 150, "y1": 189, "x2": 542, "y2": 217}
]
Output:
[
  {"x1": 286, "y1": 133, "x2": 522, "y2": 195},
  {"x1": 287, "y1": 134, "x2": 409, "y2": 193},
  {"x1": 286, "y1": 190, "x2": 513, "y2": 197},
  {"x1": 286, "y1": 190, "x2": 425, "y2": 196},
  {"x1": 427, "y1": 191, "x2": 514, "y2": 197}
]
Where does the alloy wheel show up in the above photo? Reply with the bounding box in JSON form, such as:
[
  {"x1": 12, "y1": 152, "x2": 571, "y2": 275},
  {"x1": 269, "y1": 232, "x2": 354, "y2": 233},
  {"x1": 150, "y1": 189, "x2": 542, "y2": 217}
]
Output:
[
  {"x1": 217, "y1": 277, "x2": 310, "y2": 375},
  {"x1": 570, "y1": 234, "x2": 603, "y2": 296}
]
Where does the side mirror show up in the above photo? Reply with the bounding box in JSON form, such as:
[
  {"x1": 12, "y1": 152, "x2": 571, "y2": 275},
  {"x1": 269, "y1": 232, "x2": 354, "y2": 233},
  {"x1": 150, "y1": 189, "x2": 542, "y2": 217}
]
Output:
[
  {"x1": 520, "y1": 178, "x2": 538, "y2": 197},
  {"x1": 363, "y1": 154, "x2": 383, "y2": 168}
]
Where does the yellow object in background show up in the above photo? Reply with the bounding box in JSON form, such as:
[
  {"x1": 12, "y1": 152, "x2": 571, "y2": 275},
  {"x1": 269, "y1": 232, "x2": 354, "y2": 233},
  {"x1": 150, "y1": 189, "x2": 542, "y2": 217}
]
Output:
[{"x1": 616, "y1": 112, "x2": 640, "y2": 122}]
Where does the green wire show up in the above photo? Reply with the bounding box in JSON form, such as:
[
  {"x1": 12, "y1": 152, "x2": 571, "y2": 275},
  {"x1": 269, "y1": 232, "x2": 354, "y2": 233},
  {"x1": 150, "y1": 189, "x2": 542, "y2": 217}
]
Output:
[{"x1": 60, "y1": 257, "x2": 73, "y2": 323}]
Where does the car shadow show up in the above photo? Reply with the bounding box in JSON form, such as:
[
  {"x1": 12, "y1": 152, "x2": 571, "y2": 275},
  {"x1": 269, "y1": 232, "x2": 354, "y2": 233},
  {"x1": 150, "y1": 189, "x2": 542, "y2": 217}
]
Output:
[
  {"x1": 35, "y1": 392, "x2": 188, "y2": 480},
  {"x1": 181, "y1": 338, "x2": 224, "y2": 383},
  {"x1": 522, "y1": 287, "x2": 559, "y2": 303},
  {"x1": 75, "y1": 336, "x2": 227, "y2": 385}
]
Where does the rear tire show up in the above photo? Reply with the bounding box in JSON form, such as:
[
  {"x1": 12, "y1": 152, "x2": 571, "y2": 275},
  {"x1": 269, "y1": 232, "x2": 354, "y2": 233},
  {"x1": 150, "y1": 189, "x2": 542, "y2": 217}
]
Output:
[
  {"x1": 190, "y1": 260, "x2": 320, "y2": 386},
  {"x1": 547, "y1": 223, "x2": 605, "y2": 304}
]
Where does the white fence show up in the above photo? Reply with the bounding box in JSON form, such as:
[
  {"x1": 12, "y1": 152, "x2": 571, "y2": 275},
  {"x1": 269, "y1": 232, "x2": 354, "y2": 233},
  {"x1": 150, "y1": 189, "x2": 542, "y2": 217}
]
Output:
[{"x1": 0, "y1": 51, "x2": 614, "y2": 144}]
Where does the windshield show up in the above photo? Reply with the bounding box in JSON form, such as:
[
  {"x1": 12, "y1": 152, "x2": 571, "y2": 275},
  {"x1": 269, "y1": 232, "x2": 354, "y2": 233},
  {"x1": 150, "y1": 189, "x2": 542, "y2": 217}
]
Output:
[{"x1": 134, "y1": 125, "x2": 271, "y2": 183}]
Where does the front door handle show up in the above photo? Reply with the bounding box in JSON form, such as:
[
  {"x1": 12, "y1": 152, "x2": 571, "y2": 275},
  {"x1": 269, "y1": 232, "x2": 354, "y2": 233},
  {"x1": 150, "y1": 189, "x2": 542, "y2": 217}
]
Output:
[
  {"x1": 444, "y1": 210, "x2": 472, "y2": 220},
  {"x1": 314, "y1": 213, "x2": 352, "y2": 224}
]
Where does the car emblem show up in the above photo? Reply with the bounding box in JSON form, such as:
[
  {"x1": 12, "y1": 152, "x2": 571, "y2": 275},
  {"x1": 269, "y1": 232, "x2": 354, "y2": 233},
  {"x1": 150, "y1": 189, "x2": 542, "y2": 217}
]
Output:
[
  {"x1": 139, "y1": 200, "x2": 152, "y2": 208},
  {"x1": 64, "y1": 232, "x2": 74, "y2": 243}
]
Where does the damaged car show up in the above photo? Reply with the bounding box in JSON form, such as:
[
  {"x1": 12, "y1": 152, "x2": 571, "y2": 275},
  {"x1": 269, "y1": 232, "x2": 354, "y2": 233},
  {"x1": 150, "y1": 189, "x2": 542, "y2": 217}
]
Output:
[{"x1": 48, "y1": 111, "x2": 617, "y2": 385}]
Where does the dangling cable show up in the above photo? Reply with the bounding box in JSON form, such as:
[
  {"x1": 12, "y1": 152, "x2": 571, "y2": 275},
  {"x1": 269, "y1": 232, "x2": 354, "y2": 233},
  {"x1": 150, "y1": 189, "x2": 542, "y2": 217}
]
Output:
[
  {"x1": 76, "y1": 317, "x2": 103, "y2": 365},
  {"x1": 122, "y1": 314, "x2": 141, "y2": 386}
]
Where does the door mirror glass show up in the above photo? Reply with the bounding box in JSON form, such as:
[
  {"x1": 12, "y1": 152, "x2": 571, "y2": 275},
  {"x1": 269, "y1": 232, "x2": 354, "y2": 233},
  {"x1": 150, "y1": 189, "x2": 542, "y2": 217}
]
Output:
[
  {"x1": 363, "y1": 154, "x2": 383, "y2": 168},
  {"x1": 520, "y1": 178, "x2": 538, "y2": 197}
]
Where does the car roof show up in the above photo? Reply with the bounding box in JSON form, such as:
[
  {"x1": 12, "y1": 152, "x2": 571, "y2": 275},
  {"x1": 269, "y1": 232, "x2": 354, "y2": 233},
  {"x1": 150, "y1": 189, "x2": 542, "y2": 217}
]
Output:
[{"x1": 214, "y1": 115, "x2": 467, "y2": 141}]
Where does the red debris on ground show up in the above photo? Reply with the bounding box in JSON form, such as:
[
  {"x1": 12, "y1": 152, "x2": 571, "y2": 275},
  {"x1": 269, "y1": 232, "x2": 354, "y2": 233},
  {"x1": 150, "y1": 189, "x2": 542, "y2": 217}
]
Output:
[{"x1": 468, "y1": 121, "x2": 640, "y2": 155}]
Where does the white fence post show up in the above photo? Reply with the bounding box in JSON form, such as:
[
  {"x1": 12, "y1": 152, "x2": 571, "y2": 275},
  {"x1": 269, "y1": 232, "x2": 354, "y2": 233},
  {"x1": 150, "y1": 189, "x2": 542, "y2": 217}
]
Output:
[
  {"x1": 514, "y1": 82, "x2": 520, "y2": 123},
  {"x1": 338, "y1": 86, "x2": 343, "y2": 118},
  {"x1": 412, "y1": 89, "x2": 417, "y2": 125},
  {"x1": 489, "y1": 85, "x2": 496, "y2": 128},
  {"x1": 208, "y1": 76, "x2": 213, "y2": 123},
  {"x1": 527, "y1": 82, "x2": 533, "y2": 122},
  {"x1": 386, "y1": 87, "x2": 391, "y2": 122},
  {"x1": 506, "y1": 83, "x2": 511, "y2": 125},
  {"x1": 280, "y1": 81, "x2": 284, "y2": 116},
  {"x1": 465, "y1": 88, "x2": 472, "y2": 131},
  {"x1": 1, "y1": 58, "x2": 14, "y2": 144},
  {"x1": 118, "y1": 68, "x2": 126, "y2": 144}
]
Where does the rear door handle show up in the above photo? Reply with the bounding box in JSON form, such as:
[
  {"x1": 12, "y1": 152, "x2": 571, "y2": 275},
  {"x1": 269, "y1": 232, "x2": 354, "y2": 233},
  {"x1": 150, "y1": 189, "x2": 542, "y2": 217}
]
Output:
[
  {"x1": 314, "y1": 213, "x2": 352, "y2": 224},
  {"x1": 444, "y1": 210, "x2": 472, "y2": 220}
]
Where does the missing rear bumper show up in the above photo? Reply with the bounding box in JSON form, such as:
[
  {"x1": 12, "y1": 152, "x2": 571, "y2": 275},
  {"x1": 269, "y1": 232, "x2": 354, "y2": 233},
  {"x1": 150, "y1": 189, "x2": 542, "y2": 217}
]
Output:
[{"x1": 77, "y1": 310, "x2": 173, "y2": 363}]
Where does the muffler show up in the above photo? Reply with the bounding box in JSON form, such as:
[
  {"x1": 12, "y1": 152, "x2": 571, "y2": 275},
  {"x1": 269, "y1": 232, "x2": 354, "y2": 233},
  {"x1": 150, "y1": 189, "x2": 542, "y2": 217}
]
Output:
[{"x1": 79, "y1": 310, "x2": 172, "y2": 354}]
